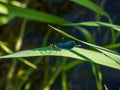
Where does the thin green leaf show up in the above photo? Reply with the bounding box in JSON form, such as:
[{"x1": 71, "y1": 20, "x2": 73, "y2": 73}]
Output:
[
  {"x1": 0, "y1": 47, "x2": 120, "y2": 70},
  {"x1": 65, "y1": 21, "x2": 120, "y2": 32},
  {"x1": 71, "y1": 0, "x2": 109, "y2": 17},
  {"x1": 71, "y1": 0, "x2": 115, "y2": 43},
  {"x1": 48, "y1": 25, "x2": 120, "y2": 68},
  {"x1": 75, "y1": 26, "x2": 95, "y2": 43},
  {"x1": 64, "y1": 60, "x2": 84, "y2": 71},
  {"x1": 0, "y1": 3, "x2": 68, "y2": 24},
  {"x1": 97, "y1": 48, "x2": 120, "y2": 65},
  {"x1": 0, "y1": 41, "x2": 37, "y2": 69},
  {"x1": 104, "y1": 43, "x2": 120, "y2": 49}
]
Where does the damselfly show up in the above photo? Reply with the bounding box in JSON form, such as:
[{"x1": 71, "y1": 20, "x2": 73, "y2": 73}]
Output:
[{"x1": 50, "y1": 40, "x2": 81, "y2": 49}]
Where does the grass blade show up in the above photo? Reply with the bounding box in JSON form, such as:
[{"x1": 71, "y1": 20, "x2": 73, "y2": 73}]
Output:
[
  {"x1": 48, "y1": 25, "x2": 120, "y2": 69},
  {"x1": 65, "y1": 21, "x2": 120, "y2": 32},
  {"x1": 0, "y1": 47, "x2": 120, "y2": 70},
  {"x1": 71, "y1": 0, "x2": 109, "y2": 17},
  {"x1": 0, "y1": 3, "x2": 68, "y2": 24}
]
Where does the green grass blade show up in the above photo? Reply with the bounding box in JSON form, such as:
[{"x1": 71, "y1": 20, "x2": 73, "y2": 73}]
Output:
[
  {"x1": 71, "y1": 0, "x2": 109, "y2": 17},
  {"x1": 92, "y1": 64, "x2": 102, "y2": 90},
  {"x1": 0, "y1": 41, "x2": 37, "y2": 69},
  {"x1": 71, "y1": 0, "x2": 115, "y2": 43},
  {"x1": 15, "y1": 19, "x2": 27, "y2": 51},
  {"x1": 5, "y1": 59, "x2": 16, "y2": 90},
  {"x1": 104, "y1": 43, "x2": 120, "y2": 49},
  {"x1": 75, "y1": 26, "x2": 95, "y2": 43},
  {"x1": 65, "y1": 21, "x2": 120, "y2": 32},
  {"x1": 62, "y1": 71, "x2": 67, "y2": 90},
  {"x1": 0, "y1": 3, "x2": 68, "y2": 24},
  {"x1": 41, "y1": 58, "x2": 63, "y2": 90},
  {"x1": 64, "y1": 60, "x2": 83, "y2": 71},
  {"x1": 97, "y1": 48, "x2": 120, "y2": 65},
  {"x1": 62, "y1": 58, "x2": 67, "y2": 90},
  {"x1": 17, "y1": 30, "x2": 51, "y2": 90},
  {"x1": 0, "y1": 47, "x2": 120, "y2": 70},
  {"x1": 48, "y1": 25, "x2": 120, "y2": 69}
]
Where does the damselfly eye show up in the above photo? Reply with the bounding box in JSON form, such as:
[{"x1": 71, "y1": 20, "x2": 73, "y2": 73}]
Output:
[{"x1": 49, "y1": 44, "x2": 57, "y2": 49}]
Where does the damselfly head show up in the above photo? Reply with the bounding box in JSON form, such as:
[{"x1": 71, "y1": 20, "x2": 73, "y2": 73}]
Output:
[{"x1": 49, "y1": 44, "x2": 57, "y2": 49}]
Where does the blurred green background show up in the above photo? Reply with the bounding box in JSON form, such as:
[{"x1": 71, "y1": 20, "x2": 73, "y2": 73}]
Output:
[{"x1": 0, "y1": 0, "x2": 120, "y2": 90}]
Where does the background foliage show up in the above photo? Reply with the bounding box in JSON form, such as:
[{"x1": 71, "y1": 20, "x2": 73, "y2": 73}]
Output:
[{"x1": 0, "y1": 0, "x2": 120, "y2": 90}]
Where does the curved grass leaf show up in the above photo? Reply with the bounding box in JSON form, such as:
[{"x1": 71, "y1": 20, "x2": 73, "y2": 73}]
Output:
[
  {"x1": 0, "y1": 3, "x2": 68, "y2": 24},
  {"x1": 0, "y1": 3, "x2": 94, "y2": 44},
  {"x1": 49, "y1": 25, "x2": 120, "y2": 68},
  {"x1": 75, "y1": 26, "x2": 95, "y2": 43},
  {"x1": 0, "y1": 41, "x2": 37, "y2": 69},
  {"x1": 105, "y1": 43, "x2": 120, "y2": 49},
  {"x1": 71, "y1": 0, "x2": 109, "y2": 17},
  {"x1": 70, "y1": 0, "x2": 115, "y2": 43},
  {"x1": 65, "y1": 21, "x2": 120, "y2": 32},
  {"x1": 0, "y1": 47, "x2": 120, "y2": 70},
  {"x1": 0, "y1": 13, "x2": 16, "y2": 25}
]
